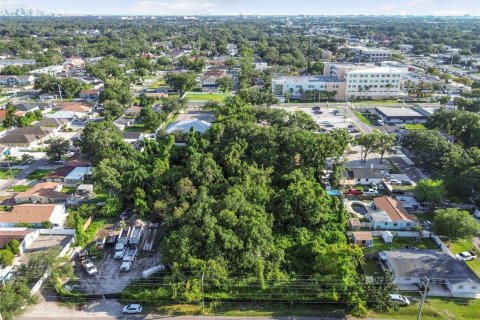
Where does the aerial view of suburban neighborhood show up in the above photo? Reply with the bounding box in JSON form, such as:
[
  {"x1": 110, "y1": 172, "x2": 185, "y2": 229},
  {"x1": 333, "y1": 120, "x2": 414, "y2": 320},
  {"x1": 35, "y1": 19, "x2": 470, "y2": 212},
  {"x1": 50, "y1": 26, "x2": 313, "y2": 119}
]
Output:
[{"x1": 0, "y1": 0, "x2": 480, "y2": 319}]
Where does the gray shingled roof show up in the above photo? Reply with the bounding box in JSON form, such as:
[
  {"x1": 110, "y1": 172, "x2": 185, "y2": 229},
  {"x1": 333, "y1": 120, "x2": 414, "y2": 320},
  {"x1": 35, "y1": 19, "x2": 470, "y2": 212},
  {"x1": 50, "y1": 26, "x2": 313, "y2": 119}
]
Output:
[{"x1": 381, "y1": 250, "x2": 480, "y2": 285}]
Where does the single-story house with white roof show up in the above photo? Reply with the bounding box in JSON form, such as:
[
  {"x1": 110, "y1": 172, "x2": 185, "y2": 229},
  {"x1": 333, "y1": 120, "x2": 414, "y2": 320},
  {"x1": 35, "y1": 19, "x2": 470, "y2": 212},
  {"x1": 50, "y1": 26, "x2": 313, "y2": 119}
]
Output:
[{"x1": 165, "y1": 119, "x2": 211, "y2": 134}]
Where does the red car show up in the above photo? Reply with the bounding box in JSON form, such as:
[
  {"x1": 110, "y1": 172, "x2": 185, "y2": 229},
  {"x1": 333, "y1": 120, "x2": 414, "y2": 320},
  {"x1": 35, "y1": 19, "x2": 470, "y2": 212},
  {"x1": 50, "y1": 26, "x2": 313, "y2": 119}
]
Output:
[{"x1": 346, "y1": 188, "x2": 363, "y2": 196}]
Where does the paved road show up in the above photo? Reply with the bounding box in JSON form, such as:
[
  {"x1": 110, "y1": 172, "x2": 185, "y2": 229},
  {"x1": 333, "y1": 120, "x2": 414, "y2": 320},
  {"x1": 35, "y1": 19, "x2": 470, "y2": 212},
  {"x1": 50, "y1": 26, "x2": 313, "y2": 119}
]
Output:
[
  {"x1": 339, "y1": 106, "x2": 373, "y2": 134},
  {"x1": 18, "y1": 300, "x2": 344, "y2": 320},
  {"x1": 389, "y1": 149, "x2": 428, "y2": 183},
  {"x1": 0, "y1": 158, "x2": 48, "y2": 197}
]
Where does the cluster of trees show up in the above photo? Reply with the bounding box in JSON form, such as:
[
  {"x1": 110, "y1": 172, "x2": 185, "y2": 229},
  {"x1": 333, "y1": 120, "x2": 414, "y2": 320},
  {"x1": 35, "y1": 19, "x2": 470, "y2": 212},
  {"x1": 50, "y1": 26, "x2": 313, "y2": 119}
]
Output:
[
  {"x1": 79, "y1": 96, "x2": 396, "y2": 315},
  {"x1": 354, "y1": 131, "x2": 396, "y2": 163},
  {"x1": 432, "y1": 208, "x2": 479, "y2": 241},
  {"x1": 402, "y1": 106, "x2": 480, "y2": 199},
  {"x1": 2, "y1": 103, "x2": 43, "y2": 129},
  {"x1": 34, "y1": 74, "x2": 86, "y2": 98}
]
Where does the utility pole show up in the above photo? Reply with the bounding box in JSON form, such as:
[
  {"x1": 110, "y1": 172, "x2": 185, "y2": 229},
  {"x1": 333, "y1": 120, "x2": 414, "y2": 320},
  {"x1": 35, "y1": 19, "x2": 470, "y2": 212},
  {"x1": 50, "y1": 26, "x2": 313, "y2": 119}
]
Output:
[
  {"x1": 7, "y1": 159, "x2": 16, "y2": 190},
  {"x1": 201, "y1": 272, "x2": 205, "y2": 311},
  {"x1": 57, "y1": 84, "x2": 63, "y2": 102},
  {"x1": 416, "y1": 277, "x2": 429, "y2": 320}
]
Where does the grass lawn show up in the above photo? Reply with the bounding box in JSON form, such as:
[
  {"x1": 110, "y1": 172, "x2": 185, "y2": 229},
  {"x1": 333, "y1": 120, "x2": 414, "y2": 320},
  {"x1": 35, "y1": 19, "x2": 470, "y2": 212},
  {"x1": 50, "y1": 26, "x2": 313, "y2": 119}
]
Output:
[
  {"x1": 9, "y1": 185, "x2": 30, "y2": 192},
  {"x1": 363, "y1": 260, "x2": 383, "y2": 276},
  {"x1": 448, "y1": 238, "x2": 480, "y2": 276},
  {"x1": 26, "y1": 169, "x2": 54, "y2": 181},
  {"x1": 363, "y1": 237, "x2": 439, "y2": 255},
  {"x1": 148, "y1": 79, "x2": 166, "y2": 88},
  {"x1": 0, "y1": 168, "x2": 22, "y2": 179},
  {"x1": 184, "y1": 92, "x2": 229, "y2": 102},
  {"x1": 143, "y1": 303, "x2": 344, "y2": 318},
  {"x1": 353, "y1": 111, "x2": 372, "y2": 125},
  {"x1": 124, "y1": 124, "x2": 151, "y2": 133},
  {"x1": 62, "y1": 187, "x2": 76, "y2": 194},
  {"x1": 404, "y1": 123, "x2": 426, "y2": 130},
  {"x1": 90, "y1": 189, "x2": 108, "y2": 203},
  {"x1": 370, "y1": 296, "x2": 480, "y2": 320}
]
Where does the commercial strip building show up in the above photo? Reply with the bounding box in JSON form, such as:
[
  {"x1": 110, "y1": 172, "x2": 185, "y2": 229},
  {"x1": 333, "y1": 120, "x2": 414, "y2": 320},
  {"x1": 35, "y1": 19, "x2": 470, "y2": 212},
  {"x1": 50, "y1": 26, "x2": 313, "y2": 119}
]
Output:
[
  {"x1": 272, "y1": 63, "x2": 404, "y2": 101},
  {"x1": 375, "y1": 106, "x2": 428, "y2": 124}
]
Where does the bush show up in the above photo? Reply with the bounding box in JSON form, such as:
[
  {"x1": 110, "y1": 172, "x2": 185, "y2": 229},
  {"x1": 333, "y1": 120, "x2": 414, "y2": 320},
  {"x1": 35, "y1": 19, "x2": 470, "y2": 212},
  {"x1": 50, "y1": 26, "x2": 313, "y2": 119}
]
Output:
[
  {"x1": 6, "y1": 239, "x2": 21, "y2": 255},
  {"x1": 0, "y1": 249, "x2": 15, "y2": 266}
]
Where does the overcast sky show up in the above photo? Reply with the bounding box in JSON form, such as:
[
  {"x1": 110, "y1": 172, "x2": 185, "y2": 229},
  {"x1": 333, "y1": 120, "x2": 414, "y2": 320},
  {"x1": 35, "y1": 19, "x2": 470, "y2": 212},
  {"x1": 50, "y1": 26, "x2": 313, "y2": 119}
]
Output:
[{"x1": 1, "y1": 0, "x2": 479, "y2": 16}]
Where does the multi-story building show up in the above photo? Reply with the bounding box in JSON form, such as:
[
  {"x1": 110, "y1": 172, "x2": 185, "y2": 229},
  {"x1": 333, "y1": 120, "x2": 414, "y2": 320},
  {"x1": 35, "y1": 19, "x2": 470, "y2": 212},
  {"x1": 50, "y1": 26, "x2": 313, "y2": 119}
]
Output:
[
  {"x1": 271, "y1": 75, "x2": 346, "y2": 101},
  {"x1": 0, "y1": 59, "x2": 36, "y2": 67},
  {"x1": 0, "y1": 75, "x2": 34, "y2": 86},
  {"x1": 347, "y1": 47, "x2": 392, "y2": 62},
  {"x1": 325, "y1": 63, "x2": 403, "y2": 100}
]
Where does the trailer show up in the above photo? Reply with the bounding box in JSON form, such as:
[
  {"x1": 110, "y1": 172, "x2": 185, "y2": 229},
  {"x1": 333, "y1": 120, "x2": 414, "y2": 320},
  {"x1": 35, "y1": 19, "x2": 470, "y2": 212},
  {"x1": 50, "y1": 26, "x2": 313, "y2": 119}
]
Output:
[
  {"x1": 128, "y1": 225, "x2": 143, "y2": 246},
  {"x1": 142, "y1": 223, "x2": 158, "y2": 252},
  {"x1": 120, "y1": 246, "x2": 138, "y2": 272},
  {"x1": 114, "y1": 227, "x2": 131, "y2": 259}
]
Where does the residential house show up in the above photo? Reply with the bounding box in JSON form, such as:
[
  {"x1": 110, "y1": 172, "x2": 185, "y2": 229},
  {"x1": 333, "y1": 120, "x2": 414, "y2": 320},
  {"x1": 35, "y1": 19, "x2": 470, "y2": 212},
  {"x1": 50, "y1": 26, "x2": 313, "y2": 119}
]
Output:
[
  {"x1": 57, "y1": 102, "x2": 93, "y2": 118},
  {"x1": 14, "y1": 102, "x2": 51, "y2": 113},
  {"x1": 0, "y1": 75, "x2": 34, "y2": 87},
  {"x1": 46, "y1": 111, "x2": 78, "y2": 121},
  {"x1": 43, "y1": 166, "x2": 76, "y2": 184},
  {"x1": 165, "y1": 119, "x2": 212, "y2": 134},
  {"x1": 14, "y1": 182, "x2": 72, "y2": 204},
  {"x1": 125, "y1": 106, "x2": 143, "y2": 117},
  {"x1": 0, "y1": 228, "x2": 40, "y2": 254},
  {"x1": 0, "y1": 204, "x2": 67, "y2": 228},
  {"x1": 379, "y1": 250, "x2": 480, "y2": 298},
  {"x1": 79, "y1": 89, "x2": 100, "y2": 100},
  {"x1": 366, "y1": 196, "x2": 418, "y2": 230},
  {"x1": 63, "y1": 167, "x2": 92, "y2": 187},
  {"x1": 343, "y1": 168, "x2": 385, "y2": 186},
  {"x1": 39, "y1": 92, "x2": 59, "y2": 100},
  {"x1": 348, "y1": 218, "x2": 361, "y2": 231},
  {"x1": 113, "y1": 116, "x2": 135, "y2": 131},
  {"x1": 0, "y1": 110, "x2": 6, "y2": 125},
  {"x1": 201, "y1": 69, "x2": 228, "y2": 92},
  {"x1": 123, "y1": 132, "x2": 145, "y2": 144},
  {"x1": 0, "y1": 126, "x2": 54, "y2": 149},
  {"x1": 351, "y1": 231, "x2": 373, "y2": 247},
  {"x1": 33, "y1": 118, "x2": 70, "y2": 133}
]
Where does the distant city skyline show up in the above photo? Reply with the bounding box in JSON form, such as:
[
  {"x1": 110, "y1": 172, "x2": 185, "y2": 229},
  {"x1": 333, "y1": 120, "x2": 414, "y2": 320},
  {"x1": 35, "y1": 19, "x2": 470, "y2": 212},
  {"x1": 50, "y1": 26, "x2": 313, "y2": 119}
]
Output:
[{"x1": 0, "y1": 0, "x2": 479, "y2": 16}]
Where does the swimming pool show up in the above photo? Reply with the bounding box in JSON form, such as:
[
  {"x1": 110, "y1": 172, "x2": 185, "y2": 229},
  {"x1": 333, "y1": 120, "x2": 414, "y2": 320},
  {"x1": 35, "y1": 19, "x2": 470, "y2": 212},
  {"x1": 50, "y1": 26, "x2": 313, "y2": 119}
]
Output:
[{"x1": 351, "y1": 203, "x2": 368, "y2": 215}]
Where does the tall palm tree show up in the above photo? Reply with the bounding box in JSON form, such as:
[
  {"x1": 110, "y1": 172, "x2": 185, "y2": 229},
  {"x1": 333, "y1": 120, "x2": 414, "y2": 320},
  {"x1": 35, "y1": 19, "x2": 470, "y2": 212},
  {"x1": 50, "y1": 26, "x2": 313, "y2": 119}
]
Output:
[{"x1": 385, "y1": 83, "x2": 393, "y2": 100}]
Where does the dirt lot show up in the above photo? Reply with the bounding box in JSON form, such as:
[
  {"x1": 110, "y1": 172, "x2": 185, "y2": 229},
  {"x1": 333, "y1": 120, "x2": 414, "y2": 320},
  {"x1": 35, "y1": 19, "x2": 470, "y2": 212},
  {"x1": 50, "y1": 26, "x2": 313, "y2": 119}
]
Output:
[{"x1": 76, "y1": 247, "x2": 161, "y2": 295}]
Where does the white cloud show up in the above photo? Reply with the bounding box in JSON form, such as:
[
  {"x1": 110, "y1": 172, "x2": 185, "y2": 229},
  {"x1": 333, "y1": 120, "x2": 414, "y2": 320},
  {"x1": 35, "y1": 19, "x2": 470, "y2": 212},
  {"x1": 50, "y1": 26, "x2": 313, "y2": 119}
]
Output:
[
  {"x1": 408, "y1": 0, "x2": 446, "y2": 6},
  {"x1": 380, "y1": 3, "x2": 397, "y2": 12},
  {"x1": 432, "y1": 9, "x2": 470, "y2": 15},
  {"x1": 131, "y1": 0, "x2": 233, "y2": 14},
  {"x1": 0, "y1": 0, "x2": 21, "y2": 10}
]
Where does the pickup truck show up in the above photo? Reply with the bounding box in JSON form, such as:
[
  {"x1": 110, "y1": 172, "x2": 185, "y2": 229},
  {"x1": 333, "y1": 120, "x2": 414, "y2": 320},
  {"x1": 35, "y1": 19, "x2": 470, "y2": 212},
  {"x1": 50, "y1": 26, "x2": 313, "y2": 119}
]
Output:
[
  {"x1": 81, "y1": 258, "x2": 98, "y2": 276},
  {"x1": 114, "y1": 243, "x2": 128, "y2": 259},
  {"x1": 120, "y1": 247, "x2": 138, "y2": 272}
]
